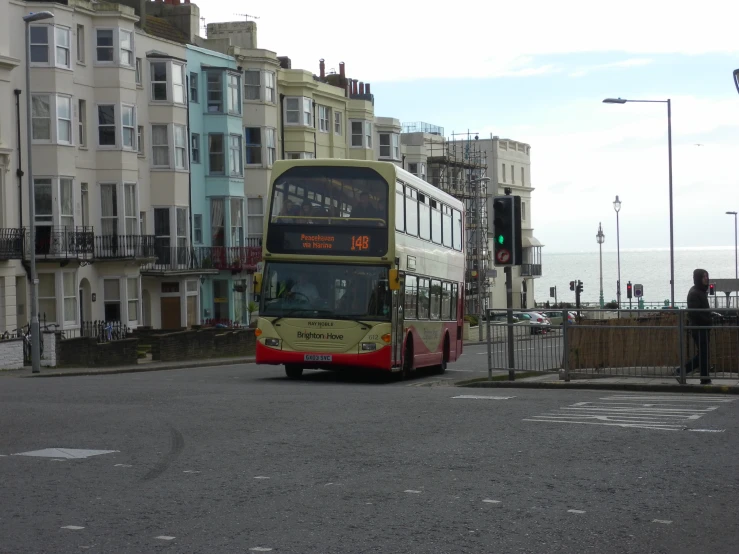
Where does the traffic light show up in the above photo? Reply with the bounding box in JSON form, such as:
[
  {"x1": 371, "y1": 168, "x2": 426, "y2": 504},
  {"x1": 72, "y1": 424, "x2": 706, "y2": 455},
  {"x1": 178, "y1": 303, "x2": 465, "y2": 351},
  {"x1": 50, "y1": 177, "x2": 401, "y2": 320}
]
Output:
[
  {"x1": 576, "y1": 281, "x2": 583, "y2": 294},
  {"x1": 492, "y1": 195, "x2": 522, "y2": 266},
  {"x1": 709, "y1": 283, "x2": 715, "y2": 296},
  {"x1": 626, "y1": 281, "x2": 633, "y2": 299},
  {"x1": 569, "y1": 281, "x2": 575, "y2": 291}
]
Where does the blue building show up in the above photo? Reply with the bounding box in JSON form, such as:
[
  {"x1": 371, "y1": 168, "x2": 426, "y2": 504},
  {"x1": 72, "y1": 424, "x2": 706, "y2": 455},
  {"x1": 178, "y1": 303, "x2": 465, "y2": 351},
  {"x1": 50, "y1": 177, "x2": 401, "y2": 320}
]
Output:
[{"x1": 187, "y1": 45, "x2": 257, "y2": 326}]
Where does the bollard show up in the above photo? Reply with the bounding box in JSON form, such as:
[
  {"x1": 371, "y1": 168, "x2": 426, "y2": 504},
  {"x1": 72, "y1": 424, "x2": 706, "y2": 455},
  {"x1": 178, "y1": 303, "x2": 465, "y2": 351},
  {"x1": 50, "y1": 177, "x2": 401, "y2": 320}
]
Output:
[{"x1": 562, "y1": 308, "x2": 570, "y2": 382}]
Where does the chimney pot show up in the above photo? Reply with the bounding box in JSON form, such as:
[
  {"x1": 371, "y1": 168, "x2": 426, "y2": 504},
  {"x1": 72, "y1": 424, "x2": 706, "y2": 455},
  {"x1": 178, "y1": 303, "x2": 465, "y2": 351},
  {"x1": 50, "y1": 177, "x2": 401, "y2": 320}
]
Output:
[
  {"x1": 339, "y1": 62, "x2": 345, "y2": 78},
  {"x1": 366, "y1": 83, "x2": 371, "y2": 94},
  {"x1": 359, "y1": 82, "x2": 365, "y2": 95},
  {"x1": 319, "y1": 58, "x2": 325, "y2": 79}
]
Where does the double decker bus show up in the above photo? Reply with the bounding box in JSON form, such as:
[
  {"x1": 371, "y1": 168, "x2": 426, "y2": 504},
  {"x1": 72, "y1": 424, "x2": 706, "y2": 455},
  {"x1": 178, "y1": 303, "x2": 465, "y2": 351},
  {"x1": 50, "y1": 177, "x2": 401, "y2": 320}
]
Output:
[{"x1": 254, "y1": 159, "x2": 465, "y2": 379}]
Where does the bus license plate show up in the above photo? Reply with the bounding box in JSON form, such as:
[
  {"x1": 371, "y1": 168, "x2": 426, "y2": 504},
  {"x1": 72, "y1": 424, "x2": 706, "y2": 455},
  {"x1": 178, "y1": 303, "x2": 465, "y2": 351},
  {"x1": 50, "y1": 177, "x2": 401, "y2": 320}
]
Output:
[{"x1": 304, "y1": 354, "x2": 332, "y2": 362}]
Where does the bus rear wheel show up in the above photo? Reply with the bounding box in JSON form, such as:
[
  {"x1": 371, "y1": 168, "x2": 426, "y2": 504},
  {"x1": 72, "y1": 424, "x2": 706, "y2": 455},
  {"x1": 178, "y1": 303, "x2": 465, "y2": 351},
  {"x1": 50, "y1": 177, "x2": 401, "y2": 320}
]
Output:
[
  {"x1": 432, "y1": 336, "x2": 449, "y2": 375},
  {"x1": 399, "y1": 340, "x2": 414, "y2": 380},
  {"x1": 285, "y1": 364, "x2": 304, "y2": 379}
]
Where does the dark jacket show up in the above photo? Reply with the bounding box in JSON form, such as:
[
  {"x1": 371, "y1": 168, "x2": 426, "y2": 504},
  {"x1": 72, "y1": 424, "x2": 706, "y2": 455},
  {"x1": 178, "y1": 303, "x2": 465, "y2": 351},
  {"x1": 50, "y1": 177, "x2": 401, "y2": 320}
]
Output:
[{"x1": 687, "y1": 268, "x2": 710, "y2": 327}]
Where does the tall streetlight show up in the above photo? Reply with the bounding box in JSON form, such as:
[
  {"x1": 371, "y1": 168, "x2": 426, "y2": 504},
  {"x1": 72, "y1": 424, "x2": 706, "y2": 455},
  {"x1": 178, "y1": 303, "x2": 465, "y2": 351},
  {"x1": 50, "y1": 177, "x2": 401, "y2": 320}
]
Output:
[
  {"x1": 23, "y1": 10, "x2": 55, "y2": 373},
  {"x1": 596, "y1": 222, "x2": 605, "y2": 308},
  {"x1": 603, "y1": 97, "x2": 675, "y2": 307},
  {"x1": 728, "y1": 211, "x2": 738, "y2": 307},
  {"x1": 613, "y1": 196, "x2": 622, "y2": 315},
  {"x1": 472, "y1": 175, "x2": 491, "y2": 341}
]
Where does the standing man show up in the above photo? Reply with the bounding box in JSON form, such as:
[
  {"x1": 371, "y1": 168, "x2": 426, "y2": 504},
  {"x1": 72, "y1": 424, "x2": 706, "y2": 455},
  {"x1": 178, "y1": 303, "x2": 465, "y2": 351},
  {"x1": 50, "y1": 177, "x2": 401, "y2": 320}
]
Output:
[{"x1": 677, "y1": 268, "x2": 712, "y2": 385}]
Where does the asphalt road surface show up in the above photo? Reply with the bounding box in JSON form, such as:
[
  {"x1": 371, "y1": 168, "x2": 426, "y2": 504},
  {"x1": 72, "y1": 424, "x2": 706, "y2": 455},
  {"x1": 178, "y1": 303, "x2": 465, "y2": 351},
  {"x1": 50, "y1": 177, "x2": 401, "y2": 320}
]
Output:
[{"x1": 1, "y1": 358, "x2": 737, "y2": 553}]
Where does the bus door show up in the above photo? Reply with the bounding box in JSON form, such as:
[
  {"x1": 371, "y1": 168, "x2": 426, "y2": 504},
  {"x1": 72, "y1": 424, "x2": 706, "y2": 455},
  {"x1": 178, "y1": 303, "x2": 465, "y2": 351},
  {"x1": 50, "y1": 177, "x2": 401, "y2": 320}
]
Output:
[{"x1": 391, "y1": 276, "x2": 404, "y2": 369}]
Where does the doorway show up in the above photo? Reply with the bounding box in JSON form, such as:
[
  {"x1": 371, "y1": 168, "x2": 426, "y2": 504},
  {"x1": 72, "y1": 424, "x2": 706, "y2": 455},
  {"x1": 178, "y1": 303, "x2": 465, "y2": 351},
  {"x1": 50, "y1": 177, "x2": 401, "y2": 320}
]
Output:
[{"x1": 161, "y1": 297, "x2": 181, "y2": 329}]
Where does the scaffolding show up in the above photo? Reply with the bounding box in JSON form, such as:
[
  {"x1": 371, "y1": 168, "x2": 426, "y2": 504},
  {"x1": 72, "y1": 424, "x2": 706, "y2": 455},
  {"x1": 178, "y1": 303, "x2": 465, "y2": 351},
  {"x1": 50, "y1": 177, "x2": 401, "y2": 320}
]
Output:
[{"x1": 424, "y1": 130, "x2": 489, "y2": 319}]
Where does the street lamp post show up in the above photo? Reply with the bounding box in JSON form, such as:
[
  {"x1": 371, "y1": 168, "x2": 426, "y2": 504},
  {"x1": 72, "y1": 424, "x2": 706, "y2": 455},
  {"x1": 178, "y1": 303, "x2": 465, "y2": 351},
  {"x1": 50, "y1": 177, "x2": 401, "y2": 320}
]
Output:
[
  {"x1": 596, "y1": 222, "x2": 605, "y2": 309},
  {"x1": 472, "y1": 176, "x2": 491, "y2": 341},
  {"x1": 727, "y1": 211, "x2": 738, "y2": 307},
  {"x1": 613, "y1": 196, "x2": 622, "y2": 316},
  {"x1": 23, "y1": 10, "x2": 55, "y2": 373},
  {"x1": 603, "y1": 97, "x2": 675, "y2": 307}
]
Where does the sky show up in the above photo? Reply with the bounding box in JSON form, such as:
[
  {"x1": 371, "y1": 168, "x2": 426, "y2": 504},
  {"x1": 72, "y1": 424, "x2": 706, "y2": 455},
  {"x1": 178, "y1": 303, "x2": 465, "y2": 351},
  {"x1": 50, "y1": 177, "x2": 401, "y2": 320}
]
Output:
[{"x1": 198, "y1": 0, "x2": 739, "y2": 253}]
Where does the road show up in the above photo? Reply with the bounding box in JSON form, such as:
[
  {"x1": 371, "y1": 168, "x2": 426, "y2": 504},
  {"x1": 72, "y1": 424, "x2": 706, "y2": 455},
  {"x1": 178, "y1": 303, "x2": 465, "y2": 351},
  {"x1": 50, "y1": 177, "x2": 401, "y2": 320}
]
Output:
[{"x1": 1, "y1": 358, "x2": 737, "y2": 553}]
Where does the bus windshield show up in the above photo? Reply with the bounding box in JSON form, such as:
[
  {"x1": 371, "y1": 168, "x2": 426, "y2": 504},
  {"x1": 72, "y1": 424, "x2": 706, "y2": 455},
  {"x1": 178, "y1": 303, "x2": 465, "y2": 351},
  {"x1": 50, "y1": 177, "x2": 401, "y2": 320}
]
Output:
[
  {"x1": 261, "y1": 262, "x2": 391, "y2": 321},
  {"x1": 270, "y1": 166, "x2": 388, "y2": 228}
]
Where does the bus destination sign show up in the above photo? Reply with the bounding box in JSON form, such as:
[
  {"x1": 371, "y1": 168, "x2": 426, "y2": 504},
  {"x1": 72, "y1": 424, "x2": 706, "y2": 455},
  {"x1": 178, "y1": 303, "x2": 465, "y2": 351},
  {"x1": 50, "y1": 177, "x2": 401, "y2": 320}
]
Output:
[{"x1": 283, "y1": 231, "x2": 372, "y2": 253}]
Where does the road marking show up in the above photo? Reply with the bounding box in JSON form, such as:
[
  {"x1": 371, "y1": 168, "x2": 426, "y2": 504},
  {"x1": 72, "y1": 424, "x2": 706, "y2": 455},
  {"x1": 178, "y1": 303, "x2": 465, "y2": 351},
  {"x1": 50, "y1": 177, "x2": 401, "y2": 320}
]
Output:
[
  {"x1": 453, "y1": 395, "x2": 516, "y2": 400},
  {"x1": 61, "y1": 526, "x2": 85, "y2": 530},
  {"x1": 482, "y1": 499, "x2": 501, "y2": 504},
  {"x1": 568, "y1": 510, "x2": 586, "y2": 514},
  {"x1": 689, "y1": 429, "x2": 725, "y2": 433},
  {"x1": 114, "y1": 464, "x2": 132, "y2": 467},
  {"x1": 183, "y1": 470, "x2": 200, "y2": 473},
  {"x1": 652, "y1": 519, "x2": 672, "y2": 524},
  {"x1": 155, "y1": 536, "x2": 175, "y2": 541},
  {"x1": 12, "y1": 448, "x2": 118, "y2": 459},
  {"x1": 249, "y1": 548, "x2": 273, "y2": 552},
  {"x1": 404, "y1": 490, "x2": 422, "y2": 494},
  {"x1": 254, "y1": 476, "x2": 270, "y2": 479}
]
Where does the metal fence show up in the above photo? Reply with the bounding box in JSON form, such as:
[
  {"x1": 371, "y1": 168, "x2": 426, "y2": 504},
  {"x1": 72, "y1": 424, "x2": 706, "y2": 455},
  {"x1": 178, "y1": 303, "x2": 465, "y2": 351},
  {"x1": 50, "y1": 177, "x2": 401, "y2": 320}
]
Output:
[
  {"x1": 483, "y1": 308, "x2": 739, "y2": 382},
  {"x1": 57, "y1": 321, "x2": 130, "y2": 343}
]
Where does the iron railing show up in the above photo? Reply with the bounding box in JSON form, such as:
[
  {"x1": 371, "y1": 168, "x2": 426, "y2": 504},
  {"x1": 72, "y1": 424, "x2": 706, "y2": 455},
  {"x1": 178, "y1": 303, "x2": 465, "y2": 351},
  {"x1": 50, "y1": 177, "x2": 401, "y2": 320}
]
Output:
[
  {"x1": 520, "y1": 264, "x2": 542, "y2": 277},
  {"x1": 24, "y1": 226, "x2": 94, "y2": 260},
  {"x1": 142, "y1": 240, "x2": 262, "y2": 274},
  {"x1": 0, "y1": 229, "x2": 25, "y2": 260},
  {"x1": 95, "y1": 235, "x2": 157, "y2": 259},
  {"x1": 78, "y1": 320, "x2": 130, "y2": 343}
]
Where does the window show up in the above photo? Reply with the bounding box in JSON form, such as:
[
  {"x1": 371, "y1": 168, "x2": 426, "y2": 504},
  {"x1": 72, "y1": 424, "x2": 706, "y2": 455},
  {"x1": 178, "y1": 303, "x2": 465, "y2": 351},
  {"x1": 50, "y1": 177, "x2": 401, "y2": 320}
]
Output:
[
  {"x1": 124, "y1": 183, "x2": 137, "y2": 235},
  {"x1": 430, "y1": 280, "x2": 441, "y2": 320},
  {"x1": 137, "y1": 126, "x2": 144, "y2": 156},
  {"x1": 154, "y1": 208, "x2": 171, "y2": 255},
  {"x1": 318, "y1": 106, "x2": 329, "y2": 132},
  {"x1": 227, "y1": 73, "x2": 241, "y2": 113},
  {"x1": 521, "y1": 166, "x2": 525, "y2": 186},
  {"x1": 38, "y1": 274, "x2": 56, "y2": 324},
  {"x1": 151, "y1": 62, "x2": 167, "y2": 101},
  {"x1": 207, "y1": 71, "x2": 222, "y2": 112},
  {"x1": 60, "y1": 178, "x2": 73, "y2": 230},
  {"x1": 265, "y1": 128, "x2": 276, "y2": 166},
  {"x1": 285, "y1": 97, "x2": 312, "y2": 126},
  {"x1": 405, "y1": 187, "x2": 418, "y2": 236},
  {"x1": 409, "y1": 163, "x2": 418, "y2": 175},
  {"x1": 451, "y1": 283, "x2": 458, "y2": 320},
  {"x1": 190, "y1": 72, "x2": 198, "y2": 102},
  {"x1": 100, "y1": 183, "x2": 118, "y2": 235},
  {"x1": 418, "y1": 194, "x2": 431, "y2": 241},
  {"x1": 121, "y1": 105, "x2": 135, "y2": 150},
  {"x1": 193, "y1": 214, "x2": 203, "y2": 243},
  {"x1": 247, "y1": 198, "x2": 263, "y2": 237},
  {"x1": 151, "y1": 124, "x2": 169, "y2": 167},
  {"x1": 81, "y1": 184, "x2": 89, "y2": 228},
  {"x1": 303, "y1": 97, "x2": 312, "y2": 126},
  {"x1": 211, "y1": 198, "x2": 225, "y2": 246},
  {"x1": 244, "y1": 70, "x2": 260, "y2": 100},
  {"x1": 245, "y1": 128, "x2": 261, "y2": 165},
  {"x1": 379, "y1": 134, "x2": 391, "y2": 157},
  {"x1": 127, "y1": 278, "x2": 139, "y2": 322},
  {"x1": 57, "y1": 96, "x2": 72, "y2": 145},
  {"x1": 191, "y1": 133, "x2": 200, "y2": 163},
  {"x1": 139, "y1": 211, "x2": 145, "y2": 235},
  {"x1": 431, "y1": 200, "x2": 442, "y2": 244},
  {"x1": 76, "y1": 25, "x2": 85, "y2": 63},
  {"x1": 30, "y1": 26, "x2": 49, "y2": 64},
  {"x1": 231, "y1": 199, "x2": 244, "y2": 246},
  {"x1": 442, "y1": 283, "x2": 452, "y2": 320},
  {"x1": 135, "y1": 58, "x2": 142, "y2": 84},
  {"x1": 103, "y1": 279, "x2": 121, "y2": 321},
  {"x1": 229, "y1": 135, "x2": 242, "y2": 175},
  {"x1": 176, "y1": 208, "x2": 187, "y2": 250},
  {"x1": 442, "y1": 205, "x2": 453, "y2": 248},
  {"x1": 56, "y1": 27, "x2": 71, "y2": 69},
  {"x1": 63, "y1": 272, "x2": 77, "y2": 324},
  {"x1": 208, "y1": 134, "x2": 224, "y2": 174},
  {"x1": 119, "y1": 30, "x2": 133, "y2": 67},
  {"x1": 395, "y1": 182, "x2": 405, "y2": 232},
  {"x1": 172, "y1": 63, "x2": 185, "y2": 104},
  {"x1": 393, "y1": 134, "x2": 400, "y2": 159},
  {"x1": 78, "y1": 99, "x2": 87, "y2": 147},
  {"x1": 285, "y1": 98, "x2": 299, "y2": 124},
  {"x1": 351, "y1": 121, "x2": 363, "y2": 147},
  {"x1": 96, "y1": 29, "x2": 114, "y2": 62},
  {"x1": 522, "y1": 201, "x2": 526, "y2": 220},
  {"x1": 334, "y1": 112, "x2": 342, "y2": 135},
  {"x1": 417, "y1": 278, "x2": 430, "y2": 319},
  {"x1": 174, "y1": 125, "x2": 187, "y2": 170},
  {"x1": 404, "y1": 275, "x2": 417, "y2": 319},
  {"x1": 502, "y1": 163, "x2": 506, "y2": 182},
  {"x1": 452, "y1": 209, "x2": 462, "y2": 250},
  {"x1": 365, "y1": 121, "x2": 372, "y2": 148},
  {"x1": 264, "y1": 71, "x2": 275, "y2": 103},
  {"x1": 98, "y1": 104, "x2": 116, "y2": 147},
  {"x1": 31, "y1": 95, "x2": 51, "y2": 141}
]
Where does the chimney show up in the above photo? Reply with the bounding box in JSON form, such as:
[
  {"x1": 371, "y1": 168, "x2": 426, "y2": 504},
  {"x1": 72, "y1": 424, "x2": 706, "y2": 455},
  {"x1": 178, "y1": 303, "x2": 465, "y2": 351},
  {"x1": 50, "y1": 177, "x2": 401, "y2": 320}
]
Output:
[
  {"x1": 351, "y1": 79, "x2": 357, "y2": 95},
  {"x1": 339, "y1": 62, "x2": 345, "y2": 79},
  {"x1": 139, "y1": 0, "x2": 146, "y2": 28},
  {"x1": 359, "y1": 82, "x2": 365, "y2": 95},
  {"x1": 365, "y1": 83, "x2": 371, "y2": 95},
  {"x1": 319, "y1": 59, "x2": 325, "y2": 80}
]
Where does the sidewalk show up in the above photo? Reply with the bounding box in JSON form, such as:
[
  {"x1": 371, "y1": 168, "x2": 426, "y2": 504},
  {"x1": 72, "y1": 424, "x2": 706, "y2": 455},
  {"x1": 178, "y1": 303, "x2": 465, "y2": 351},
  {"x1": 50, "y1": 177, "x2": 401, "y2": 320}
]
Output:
[
  {"x1": 458, "y1": 372, "x2": 739, "y2": 394},
  {"x1": 1, "y1": 357, "x2": 256, "y2": 378}
]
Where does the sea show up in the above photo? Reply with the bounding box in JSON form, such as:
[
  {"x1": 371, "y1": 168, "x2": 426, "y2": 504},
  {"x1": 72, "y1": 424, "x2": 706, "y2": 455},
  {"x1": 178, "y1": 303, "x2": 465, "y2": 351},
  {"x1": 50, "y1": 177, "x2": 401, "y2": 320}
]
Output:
[{"x1": 537, "y1": 247, "x2": 737, "y2": 306}]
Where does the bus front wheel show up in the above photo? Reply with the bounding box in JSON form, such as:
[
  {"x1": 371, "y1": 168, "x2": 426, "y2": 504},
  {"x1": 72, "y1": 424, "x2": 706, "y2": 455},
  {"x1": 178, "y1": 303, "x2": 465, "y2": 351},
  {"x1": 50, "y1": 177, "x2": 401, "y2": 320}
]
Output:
[{"x1": 285, "y1": 364, "x2": 304, "y2": 379}]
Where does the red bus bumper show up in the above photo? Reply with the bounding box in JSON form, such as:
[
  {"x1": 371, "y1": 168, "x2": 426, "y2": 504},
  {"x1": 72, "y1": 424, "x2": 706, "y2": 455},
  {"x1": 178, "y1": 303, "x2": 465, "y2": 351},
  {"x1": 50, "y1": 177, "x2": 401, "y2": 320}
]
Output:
[{"x1": 256, "y1": 341, "x2": 392, "y2": 371}]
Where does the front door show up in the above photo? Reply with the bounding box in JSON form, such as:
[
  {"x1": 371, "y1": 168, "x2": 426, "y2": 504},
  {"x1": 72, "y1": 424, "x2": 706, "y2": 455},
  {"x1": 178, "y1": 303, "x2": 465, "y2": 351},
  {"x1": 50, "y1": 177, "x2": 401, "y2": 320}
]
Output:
[
  {"x1": 161, "y1": 297, "x2": 181, "y2": 329},
  {"x1": 391, "y1": 278, "x2": 404, "y2": 369}
]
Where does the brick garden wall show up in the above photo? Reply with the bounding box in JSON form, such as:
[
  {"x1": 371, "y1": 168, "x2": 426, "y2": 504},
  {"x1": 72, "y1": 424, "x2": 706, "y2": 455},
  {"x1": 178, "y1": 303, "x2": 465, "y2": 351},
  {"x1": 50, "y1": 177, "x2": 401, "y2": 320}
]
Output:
[
  {"x1": 56, "y1": 336, "x2": 139, "y2": 368},
  {"x1": 155, "y1": 328, "x2": 255, "y2": 362}
]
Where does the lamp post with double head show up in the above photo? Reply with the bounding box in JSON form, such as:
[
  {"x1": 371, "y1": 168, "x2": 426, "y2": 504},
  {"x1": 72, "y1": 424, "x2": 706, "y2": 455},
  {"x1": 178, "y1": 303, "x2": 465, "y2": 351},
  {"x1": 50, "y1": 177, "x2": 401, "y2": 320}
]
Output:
[
  {"x1": 596, "y1": 222, "x2": 605, "y2": 309},
  {"x1": 23, "y1": 10, "x2": 55, "y2": 373},
  {"x1": 613, "y1": 196, "x2": 622, "y2": 315},
  {"x1": 603, "y1": 97, "x2": 675, "y2": 307}
]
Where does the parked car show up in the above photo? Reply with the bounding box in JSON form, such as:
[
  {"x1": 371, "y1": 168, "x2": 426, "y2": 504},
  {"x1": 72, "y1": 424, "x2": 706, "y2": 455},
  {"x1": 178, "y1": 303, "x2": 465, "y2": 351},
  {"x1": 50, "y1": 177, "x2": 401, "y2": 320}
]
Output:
[
  {"x1": 514, "y1": 312, "x2": 551, "y2": 334},
  {"x1": 543, "y1": 310, "x2": 576, "y2": 326}
]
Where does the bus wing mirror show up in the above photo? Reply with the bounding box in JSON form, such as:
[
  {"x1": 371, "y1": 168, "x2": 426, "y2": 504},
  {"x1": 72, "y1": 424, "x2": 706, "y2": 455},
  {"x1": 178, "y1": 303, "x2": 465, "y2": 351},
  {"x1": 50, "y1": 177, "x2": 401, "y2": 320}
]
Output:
[
  {"x1": 388, "y1": 269, "x2": 400, "y2": 291},
  {"x1": 253, "y1": 273, "x2": 262, "y2": 294}
]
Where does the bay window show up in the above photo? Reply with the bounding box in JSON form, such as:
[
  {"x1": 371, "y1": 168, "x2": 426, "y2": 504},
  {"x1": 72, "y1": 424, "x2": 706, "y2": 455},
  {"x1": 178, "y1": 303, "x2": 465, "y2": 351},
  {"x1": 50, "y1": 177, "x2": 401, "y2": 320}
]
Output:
[
  {"x1": 247, "y1": 198, "x2": 263, "y2": 238},
  {"x1": 96, "y1": 29, "x2": 114, "y2": 62},
  {"x1": 100, "y1": 183, "x2": 118, "y2": 235},
  {"x1": 209, "y1": 134, "x2": 224, "y2": 175},
  {"x1": 127, "y1": 278, "x2": 139, "y2": 322},
  {"x1": 245, "y1": 128, "x2": 261, "y2": 165},
  {"x1": 32, "y1": 95, "x2": 73, "y2": 144},
  {"x1": 95, "y1": 28, "x2": 135, "y2": 67},
  {"x1": 151, "y1": 125, "x2": 169, "y2": 167},
  {"x1": 350, "y1": 121, "x2": 363, "y2": 147},
  {"x1": 98, "y1": 104, "x2": 116, "y2": 147},
  {"x1": 318, "y1": 106, "x2": 329, "y2": 132},
  {"x1": 38, "y1": 274, "x2": 57, "y2": 324},
  {"x1": 231, "y1": 199, "x2": 244, "y2": 246},
  {"x1": 211, "y1": 198, "x2": 225, "y2": 246},
  {"x1": 227, "y1": 73, "x2": 241, "y2": 114},
  {"x1": 30, "y1": 25, "x2": 71, "y2": 69},
  {"x1": 60, "y1": 178, "x2": 74, "y2": 230},
  {"x1": 150, "y1": 60, "x2": 186, "y2": 104},
  {"x1": 284, "y1": 96, "x2": 312, "y2": 126},
  {"x1": 121, "y1": 105, "x2": 136, "y2": 150},
  {"x1": 63, "y1": 272, "x2": 77, "y2": 324},
  {"x1": 30, "y1": 26, "x2": 50, "y2": 64},
  {"x1": 265, "y1": 128, "x2": 276, "y2": 166},
  {"x1": 55, "y1": 27, "x2": 71, "y2": 69},
  {"x1": 57, "y1": 96, "x2": 71, "y2": 144},
  {"x1": 174, "y1": 125, "x2": 187, "y2": 170},
  {"x1": 124, "y1": 183, "x2": 137, "y2": 235},
  {"x1": 379, "y1": 133, "x2": 400, "y2": 159},
  {"x1": 119, "y1": 30, "x2": 133, "y2": 67},
  {"x1": 229, "y1": 135, "x2": 243, "y2": 175},
  {"x1": 31, "y1": 95, "x2": 51, "y2": 141},
  {"x1": 207, "y1": 71, "x2": 223, "y2": 112},
  {"x1": 244, "y1": 69, "x2": 275, "y2": 103}
]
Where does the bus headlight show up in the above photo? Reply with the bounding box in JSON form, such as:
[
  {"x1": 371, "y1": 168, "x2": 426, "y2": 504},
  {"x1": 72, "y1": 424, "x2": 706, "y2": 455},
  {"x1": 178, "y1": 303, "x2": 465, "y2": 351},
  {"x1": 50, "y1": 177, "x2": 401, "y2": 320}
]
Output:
[
  {"x1": 361, "y1": 342, "x2": 377, "y2": 351},
  {"x1": 264, "y1": 338, "x2": 280, "y2": 347}
]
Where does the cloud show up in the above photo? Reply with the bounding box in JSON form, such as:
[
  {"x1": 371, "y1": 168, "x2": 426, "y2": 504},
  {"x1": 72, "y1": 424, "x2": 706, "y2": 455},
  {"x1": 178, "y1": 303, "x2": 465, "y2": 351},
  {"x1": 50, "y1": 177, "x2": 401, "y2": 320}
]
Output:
[{"x1": 568, "y1": 58, "x2": 654, "y2": 77}]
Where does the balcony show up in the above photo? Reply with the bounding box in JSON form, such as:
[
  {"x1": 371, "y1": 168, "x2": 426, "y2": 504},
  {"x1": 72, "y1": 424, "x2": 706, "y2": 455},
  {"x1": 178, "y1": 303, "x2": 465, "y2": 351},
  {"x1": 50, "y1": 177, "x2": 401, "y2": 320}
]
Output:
[
  {"x1": 0, "y1": 229, "x2": 24, "y2": 261},
  {"x1": 24, "y1": 227, "x2": 94, "y2": 262},
  {"x1": 141, "y1": 241, "x2": 263, "y2": 276},
  {"x1": 520, "y1": 264, "x2": 542, "y2": 277},
  {"x1": 95, "y1": 235, "x2": 157, "y2": 260}
]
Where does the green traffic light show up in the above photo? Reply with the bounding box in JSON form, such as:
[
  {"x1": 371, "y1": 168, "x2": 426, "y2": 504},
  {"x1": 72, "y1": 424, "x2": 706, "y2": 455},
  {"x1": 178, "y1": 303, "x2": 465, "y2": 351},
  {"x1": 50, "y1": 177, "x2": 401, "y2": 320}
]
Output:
[{"x1": 497, "y1": 234, "x2": 504, "y2": 245}]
